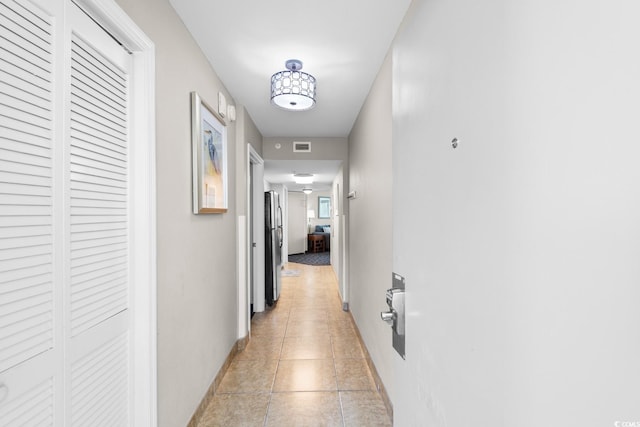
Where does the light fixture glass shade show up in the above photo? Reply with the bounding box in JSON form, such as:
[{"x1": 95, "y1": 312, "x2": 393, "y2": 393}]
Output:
[
  {"x1": 302, "y1": 188, "x2": 313, "y2": 195},
  {"x1": 295, "y1": 177, "x2": 314, "y2": 185},
  {"x1": 271, "y1": 60, "x2": 316, "y2": 111},
  {"x1": 293, "y1": 173, "x2": 314, "y2": 184}
]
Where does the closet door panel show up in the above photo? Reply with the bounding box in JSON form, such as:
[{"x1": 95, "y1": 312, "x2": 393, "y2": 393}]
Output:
[
  {"x1": 68, "y1": 19, "x2": 130, "y2": 339},
  {"x1": 0, "y1": 1, "x2": 56, "y2": 424},
  {"x1": 67, "y1": 3, "x2": 131, "y2": 424},
  {"x1": 0, "y1": 353, "x2": 54, "y2": 426},
  {"x1": 0, "y1": 0, "x2": 54, "y2": 380},
  {"x1": 70, "y1": 332, "x2": 128, "y2": 426},
  {"x1": 2, "y1": 0, "x2": 138, "y2": 424}
]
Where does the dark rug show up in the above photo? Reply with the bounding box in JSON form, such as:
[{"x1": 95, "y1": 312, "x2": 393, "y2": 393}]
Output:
[{"x1": 288, "y1": 251, "x2": 330, "y2": 266}]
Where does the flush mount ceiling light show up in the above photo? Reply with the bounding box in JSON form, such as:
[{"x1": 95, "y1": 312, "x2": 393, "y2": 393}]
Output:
[
  {"x1": 302, "y1": 188, "x2": 313, "y2": 195},
  {"x1": 293, "y1": 173, "x2": 314, "y2": 184},
  {"x1": 271, "y1": 59, "x2": 317, "y2": 111}
]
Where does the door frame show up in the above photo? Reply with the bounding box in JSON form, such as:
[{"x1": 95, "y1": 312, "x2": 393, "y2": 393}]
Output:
[
  {"x1": 246, "y1": 144, "x2": 265, "y2": 324},
  {"x1": 74, "y1": 1, "x2": 157, "y2": 425}
]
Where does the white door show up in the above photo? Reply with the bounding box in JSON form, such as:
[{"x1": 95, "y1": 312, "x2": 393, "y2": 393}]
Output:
[
  {"x1": 0, "y1": 0, "x2": 58, "y2": 423},
  {"x1": 390, "y1": 1, "x2": 503, "y2": 424},
  {"x1": 0, "y1": 1, "x2": 141, "y2": 425},
  {"x1": 287, "y1": 192, "x2": 306, "y2": 254},
  {"x1": 66, "y1": 3, "x2": 132, "y2": 425},
  {"x1": 391, "y1": 0, "x2": 640, "y2": 425}
]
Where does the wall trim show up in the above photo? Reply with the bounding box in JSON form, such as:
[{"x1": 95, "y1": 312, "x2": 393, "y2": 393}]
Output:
[
  {"x1": 186, "y1": 336, "x2": 249, "y2": 427},
  {"x1": 248, "y1": 144, "x2": 266, "y2": 314},
  {"x1": 346, "y1": 310, "x2": 393, "y2": 422}
]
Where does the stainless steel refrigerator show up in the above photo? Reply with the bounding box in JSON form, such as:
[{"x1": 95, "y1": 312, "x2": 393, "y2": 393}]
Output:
[{"x1": 265, "y1": 190, "x2": 283, "y2": 305}]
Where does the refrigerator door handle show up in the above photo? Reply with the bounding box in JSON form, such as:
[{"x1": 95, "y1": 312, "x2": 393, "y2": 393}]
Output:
[{"x1": 277, "y1": 206, "x2": 284, "y2": 248}]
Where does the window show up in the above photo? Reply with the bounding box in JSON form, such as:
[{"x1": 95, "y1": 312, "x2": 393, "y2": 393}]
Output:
[{"x1": 318, "y1": 196, "x2": 331, "y2": 218}]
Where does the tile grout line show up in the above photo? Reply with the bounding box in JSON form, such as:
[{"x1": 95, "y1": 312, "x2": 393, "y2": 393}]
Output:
[
  {"x1": 263, "y1": 392, "x2": 274, "y2": 427},
  {"x1": 263, "y1": 293, "x2": 291, "y2": 426},
  {"x1": 332, "y1": 327, "x2": 347, "y2": 427}
]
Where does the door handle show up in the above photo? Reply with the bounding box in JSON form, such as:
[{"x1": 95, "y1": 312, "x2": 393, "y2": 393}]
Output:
[
  {"x1": 383, "y1": 273, "x2": 406, "y2": 359},
  {"x1": 380, "y1": 310, "x2": 396, "y2": 325}
]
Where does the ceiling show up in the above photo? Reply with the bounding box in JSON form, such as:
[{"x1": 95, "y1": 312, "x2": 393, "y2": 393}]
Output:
[
  {"x1": 264, "y1": 160, "x2": 343, "y2": 193},
  {"x1": 169, "y1": 0, "x2": 412, "y2": 185}
]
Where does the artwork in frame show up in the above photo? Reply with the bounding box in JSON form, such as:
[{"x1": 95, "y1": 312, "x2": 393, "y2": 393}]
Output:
[{"x1": 191, "y1": 91, "x2": 228, "y2": 214}]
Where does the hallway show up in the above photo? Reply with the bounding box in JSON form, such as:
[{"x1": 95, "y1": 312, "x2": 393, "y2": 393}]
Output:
[{"x1": 195, "y1": 263, "x2": 391, "y2": 426}]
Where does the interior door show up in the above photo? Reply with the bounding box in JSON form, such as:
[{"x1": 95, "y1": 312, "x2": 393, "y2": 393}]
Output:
[
  {"x1": 0, "y1": 0, "x2": 57, "y2": 423},
  {"x1": 0, "y1": 1, "x2": 134, "y2": 424},
  {"x1": 287, "y1": 192, "x2": 306, "y2": 254},
  {"x1": 66, "y1": 3, "x2": 132, "y2": 425},
  {"x1": 390, "y1": 1, "x2": 506, "y2": 425}
]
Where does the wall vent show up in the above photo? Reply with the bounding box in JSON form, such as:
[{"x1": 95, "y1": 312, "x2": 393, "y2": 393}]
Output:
[{"x1": 293, "y1": 141, "x2": 311, "y2": 152}]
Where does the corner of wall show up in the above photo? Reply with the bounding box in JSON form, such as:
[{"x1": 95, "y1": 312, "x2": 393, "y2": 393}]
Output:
[{"x1": 347, "y1": 48, "x2": 394, "y2": 403}]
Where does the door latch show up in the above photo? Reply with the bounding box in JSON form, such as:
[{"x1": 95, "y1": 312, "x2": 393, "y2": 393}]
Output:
[{"x1": 380, "y1": 273, "x2": 405, "y2": 358}]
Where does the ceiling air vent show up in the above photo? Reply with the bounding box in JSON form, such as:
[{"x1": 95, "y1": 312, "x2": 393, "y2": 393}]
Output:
[{"x1": 293, "y1": 141, "x2": 311, "y2": 153}]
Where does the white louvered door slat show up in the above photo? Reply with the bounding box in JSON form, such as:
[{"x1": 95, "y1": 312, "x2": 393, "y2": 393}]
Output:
[
  {"x1": 0, "y1": 0, "x2": 55, "y2": 425},
  {"x1": 0, "y1": 73, "x2": 51, "y2": 107},
  {"x1": 71, "y1": 334, "x2": 128, "y2": 426},
  {"x1": 0, "y1": 378, "x2": 53, "y2": 426},
  {"x1": 0, "y1": 0, "x2": 54, "y2": 373}
]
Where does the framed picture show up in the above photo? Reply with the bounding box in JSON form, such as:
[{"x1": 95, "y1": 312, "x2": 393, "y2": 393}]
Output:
[
  {"x1": 318, "y1": 196, "x2": 331, "y2": 219},
  {"x1": 191, "y1": 91, "x2": 228, "y2": 214}
]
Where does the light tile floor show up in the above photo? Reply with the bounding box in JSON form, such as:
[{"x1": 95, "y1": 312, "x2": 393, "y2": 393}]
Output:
[{"x1": 197, "y1": 262, "x2": 392, "y2": 427}]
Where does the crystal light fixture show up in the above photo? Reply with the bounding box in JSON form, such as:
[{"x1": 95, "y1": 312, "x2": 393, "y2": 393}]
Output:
[{"x1": 271, "y1": 59, "x2": 316, "y2": 111}]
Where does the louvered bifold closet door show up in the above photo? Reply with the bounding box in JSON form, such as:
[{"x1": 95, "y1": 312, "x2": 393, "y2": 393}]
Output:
[
  {"x1": 69, "y1": 22, "x2": 129, "y2": 338},
  {"x1": 67, "y1": 4, "x2": 131, "y2": 426},
  {"x1": 0, "y1": 0, "x2": 56, "y2": 426},
  {"x1": 0, "y1": 1, "x2": 135, "y2": 425}
]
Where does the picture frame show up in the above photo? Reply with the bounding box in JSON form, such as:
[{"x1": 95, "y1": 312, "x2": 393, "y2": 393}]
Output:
[
  {"x1": 191, "y1": 91, "x2": 228, "y2": 214},
  {"x1": 318, "y1": 196, "x2": 331, "y2": 219}
]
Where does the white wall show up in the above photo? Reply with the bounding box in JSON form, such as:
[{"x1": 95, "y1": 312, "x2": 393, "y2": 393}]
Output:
[
  {"x1": 391, "y1": 0, "x2": 640, "y2": 425},
  {"x1": 114, "y1": 1, "x2": 238, "y2": 426},
  {"x1": 235, "y1": 106, "x2": 263, "y2": 217},
  {"x1": 347, "y1": 53, "x2": 393, "y2": 400}
]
